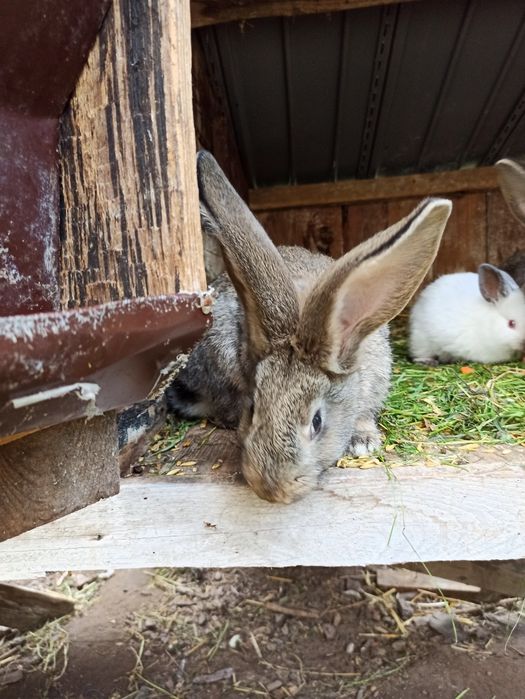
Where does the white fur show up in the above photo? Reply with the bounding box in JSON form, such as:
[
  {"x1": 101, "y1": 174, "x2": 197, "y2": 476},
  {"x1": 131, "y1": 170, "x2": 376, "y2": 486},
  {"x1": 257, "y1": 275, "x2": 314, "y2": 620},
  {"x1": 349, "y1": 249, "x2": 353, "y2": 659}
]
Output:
[{"x1": 409, "y1": 272, "x2": 525, "y2": 363}]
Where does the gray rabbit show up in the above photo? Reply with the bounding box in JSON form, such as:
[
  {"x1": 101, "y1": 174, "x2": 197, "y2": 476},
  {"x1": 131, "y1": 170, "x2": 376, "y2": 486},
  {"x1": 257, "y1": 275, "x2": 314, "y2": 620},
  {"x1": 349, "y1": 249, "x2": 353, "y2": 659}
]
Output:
[
  {"x1": 167, "y1": 152, "x2": 452, "y2": 503},
  {"x1": 497, "y1": 158, "x2": 525, "y2": 289}
]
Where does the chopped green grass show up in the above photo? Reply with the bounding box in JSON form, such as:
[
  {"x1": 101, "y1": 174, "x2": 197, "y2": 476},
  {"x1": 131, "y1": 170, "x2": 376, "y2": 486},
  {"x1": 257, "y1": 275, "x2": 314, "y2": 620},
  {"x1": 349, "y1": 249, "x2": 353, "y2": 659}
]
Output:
[{"x1": 380, "y1": 319, "x2": 525, "y2": 458}]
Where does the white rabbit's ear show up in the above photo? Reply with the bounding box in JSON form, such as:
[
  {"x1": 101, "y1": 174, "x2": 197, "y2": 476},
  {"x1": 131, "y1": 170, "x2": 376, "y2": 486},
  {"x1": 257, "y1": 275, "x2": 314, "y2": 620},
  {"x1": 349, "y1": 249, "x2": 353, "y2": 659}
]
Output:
[
  {"x1": 197, "y1": 151, "x2": 299, "y2": 360},
  {"x1": 496, "y1": 159, "x2": 525, "y2": 226},
  {"x1": 295, "y1": 198, "x2": 452, "y2": 374},
  {"x1": 478, "y1": 264, "x2": 518, "y2": 302}
]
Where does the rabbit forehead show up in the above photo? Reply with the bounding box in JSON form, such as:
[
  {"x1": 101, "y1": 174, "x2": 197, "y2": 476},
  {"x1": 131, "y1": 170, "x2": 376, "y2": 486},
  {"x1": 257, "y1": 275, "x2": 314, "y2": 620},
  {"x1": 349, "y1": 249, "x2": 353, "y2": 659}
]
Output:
[
  {"x1": 254, "y1": 351, "x2": 331, "y2": 419},
  {"x1": 498, "y1": 290, "x2": 525, "y2": 321}
]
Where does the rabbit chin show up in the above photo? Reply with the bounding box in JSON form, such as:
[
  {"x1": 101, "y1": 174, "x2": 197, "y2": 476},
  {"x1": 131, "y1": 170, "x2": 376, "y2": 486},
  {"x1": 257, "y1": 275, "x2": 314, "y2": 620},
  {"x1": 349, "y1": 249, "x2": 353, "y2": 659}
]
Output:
[{"x1": 241, "y1": 458, "x2": 320, "y2": 504}]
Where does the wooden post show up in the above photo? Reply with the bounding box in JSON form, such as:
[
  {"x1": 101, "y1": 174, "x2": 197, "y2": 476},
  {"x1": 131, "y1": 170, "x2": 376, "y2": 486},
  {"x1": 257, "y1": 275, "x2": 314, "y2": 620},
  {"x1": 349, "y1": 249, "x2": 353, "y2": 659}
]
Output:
[{"x1": 60, "y1": 0, "x2": 206, "y2": 308}]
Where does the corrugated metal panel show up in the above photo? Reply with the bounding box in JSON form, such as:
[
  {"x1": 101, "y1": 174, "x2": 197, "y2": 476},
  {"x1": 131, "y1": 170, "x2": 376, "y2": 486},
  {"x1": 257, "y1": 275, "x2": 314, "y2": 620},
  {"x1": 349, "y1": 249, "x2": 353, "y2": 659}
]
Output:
[{"x1": 201, "y1": 0, "x2": 525, "y2": 187}]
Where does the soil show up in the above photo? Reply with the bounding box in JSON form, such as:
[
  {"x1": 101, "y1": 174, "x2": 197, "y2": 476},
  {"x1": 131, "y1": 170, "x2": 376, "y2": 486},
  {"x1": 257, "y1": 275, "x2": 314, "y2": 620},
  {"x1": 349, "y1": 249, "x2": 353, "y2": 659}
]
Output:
[{"x1": 0, "y1": 567, "x2": 524, "y2": 699}]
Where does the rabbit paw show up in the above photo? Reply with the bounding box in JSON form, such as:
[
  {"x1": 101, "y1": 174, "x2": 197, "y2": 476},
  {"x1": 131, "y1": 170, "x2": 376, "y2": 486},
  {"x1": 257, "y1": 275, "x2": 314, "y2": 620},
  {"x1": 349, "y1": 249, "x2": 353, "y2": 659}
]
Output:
[
  {"x1": 412, "y1": 356, "x2": 439, "y2": 366},
  {"x1": 348, "y1": 420, "x2": 381, "y2": 457}
]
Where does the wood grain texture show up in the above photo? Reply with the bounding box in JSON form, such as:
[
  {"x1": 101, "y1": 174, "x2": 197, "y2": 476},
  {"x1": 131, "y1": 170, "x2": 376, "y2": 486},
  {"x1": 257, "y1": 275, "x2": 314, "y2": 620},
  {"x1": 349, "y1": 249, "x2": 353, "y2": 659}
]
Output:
[
  {"x1": 374, "y1": 567, "x2": 481, "y2": 594},
  {"x1": 433, "y1": 193, "x2": 487, "y2": 276},
  {"x1": 192, "y1": 31, "x2": 248, "y2": 199},
  {"x1": 0, "y1": 583, "x2": 74, "y2": 631},
  {"x1": 0, "y1": 414, "x2": 119, "y2": 542},
  {"x1": 60, "y1": 0, "x2": 206, "y2": 308},
  {"x1": 406, "y1": 560, "x2": 525, "y2": 598},
  {"x1": 249, "y1": 167, "x2": 499, "y2": 212},
  {"x1": 190, "y1": 0, "x2": 421, "y2": 27},
  {"x1": 257, "y1": 207, "x2": 344, "y2": 257},
  {"x1": 487, "y1": 189, "x2": 524, "y2": 266},
  {"x1": 0, "y1": 456, "x2": 524, "y2": 577},
  {"x1": 342, "y1": 201, "x2": 388, "y2": 251}
]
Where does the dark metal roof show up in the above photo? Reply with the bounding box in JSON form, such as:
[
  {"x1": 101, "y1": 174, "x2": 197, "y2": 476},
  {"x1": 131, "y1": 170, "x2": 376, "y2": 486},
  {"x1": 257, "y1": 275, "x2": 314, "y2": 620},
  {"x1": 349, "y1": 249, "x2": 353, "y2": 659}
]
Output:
[{"x1": 199, "y1": 0, "x2": 525, "y2": 187}]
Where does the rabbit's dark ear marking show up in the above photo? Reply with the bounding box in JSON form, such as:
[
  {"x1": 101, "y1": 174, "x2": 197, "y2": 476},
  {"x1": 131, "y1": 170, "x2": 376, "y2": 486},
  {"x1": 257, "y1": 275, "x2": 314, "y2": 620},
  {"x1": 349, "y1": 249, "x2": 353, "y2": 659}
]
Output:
[
  {"x1": 295, "y1": 198, "x2": 452, "y2": 374},
  {"x1": 197, "y1": 151, "x2": 299, "y2": 359},
  {"x1": 478, "y1": 263, "x2": 518, "y2": 302},
  {"x1": 496, "y1": 158, "x2": 525, "y2": 226}
]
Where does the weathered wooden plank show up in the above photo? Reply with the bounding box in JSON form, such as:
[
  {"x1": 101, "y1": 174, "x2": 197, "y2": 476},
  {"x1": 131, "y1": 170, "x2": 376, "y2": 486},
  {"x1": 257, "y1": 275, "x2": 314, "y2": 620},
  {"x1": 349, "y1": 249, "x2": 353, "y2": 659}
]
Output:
[
  {"x1": 0, "y1": 583, "x2": 74, "y2": 631},
  {"x1": 406, "y1": 560, "x2": 525, "y2": 598},
  {"x1": 374, "y1": 567, "x2": 481, "y2": 594},
  {"x1": 433, "y1": 192, "x2": 488, "y2": 276},
  {"x1": 342, "y1": 201, "x2": 388, "y2": 251},
  {"x1": 487, "y1": 189, "x2": 523, "y2": 267},
  {"x1": 0, "y1": 458, "x2": 524, "y2": 578},
  {"x1": 60, "y1": 0, "x2": 206, "y2": 308},
  {"x1": 0, "y1": 1, "x2": 110, "y2": 315},
  {"x1": 0, "y1": 414, "x2": 119, "y2": 542},
  {"x1": 190, "y1": 0, "x2": 421, "y2": 28},
  {"x1": 256, "y1": 207, "x2": 344, "y2": 257},
  {"x1": 249, "y1": 166, "x2": 499, "y2": 211}
]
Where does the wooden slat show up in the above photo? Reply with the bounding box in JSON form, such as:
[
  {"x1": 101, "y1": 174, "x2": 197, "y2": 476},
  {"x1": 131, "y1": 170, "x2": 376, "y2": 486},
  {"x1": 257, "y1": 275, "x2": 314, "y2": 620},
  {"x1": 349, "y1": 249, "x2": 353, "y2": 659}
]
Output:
[
  {"x1": 374, "y1": 567, "x2": 481, "y2": 594},
  {"x1": 0, "y1": 414, "x2": 119, "y2": 542},
  {"x1": 487, "y1": 189, "x2": 522, "y2": 267},
  {"x1": 191, "y1": 0, "x2": 421, "y2": 28},
  {"x1": 342, "y1": 201, "x2": 388, "y2": 251},
  {"x1": 256, "y1": 207, "x2": 344, "y2": 257},
  {"x1": 0, "y1": 583, "x2": 74, "y2": 631},
  {"x1": 0, "y1": 458, "x2": 524, "y2": 578},
  {"x1": 249, "y1": 166, "x2": 499, "y2": 212},
  {"x1": 60, "y1": 0, "x2": 206, "y2": 307},
  {"x1": 433, "y1": 192, "x2": 487, "y2": 277},
  {"x1": 406, "y1": 560, "x2": 525, "y2": 598}
]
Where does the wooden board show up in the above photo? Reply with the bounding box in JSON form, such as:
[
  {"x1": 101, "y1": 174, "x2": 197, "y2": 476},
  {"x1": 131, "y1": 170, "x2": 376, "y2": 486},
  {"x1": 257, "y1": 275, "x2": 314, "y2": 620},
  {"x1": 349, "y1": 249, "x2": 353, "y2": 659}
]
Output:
[
  {"x1": 487, "y1": 189, "x2": 523, "y2": 267},
  {"x1": 0, "y1": 429, "x2": 524, "y2": 577},
  {"x1": 0, "y1": 583, "x2": 74, "y2": 631},
  {"x1": 257, "y1": 207, "x2": 344, "y2": 257},
  {"x1": 433, "y1": 192, "x2": 487, "y2": 276},
  {"x1": 249, "y1": 166, "x2": 499, "y2": 211},
  {"x1": 60, "y1": 0, "x2": 206, "y2": 307},
  {"x1": 0, "y1": 414, "x2": 119, "y2": 542},
  {"x1": 406, "y1": 560, "x2": 525, "y2": 598},
  {"x1": 191, "y1": 0, "x2": 422, "y2": 28}
]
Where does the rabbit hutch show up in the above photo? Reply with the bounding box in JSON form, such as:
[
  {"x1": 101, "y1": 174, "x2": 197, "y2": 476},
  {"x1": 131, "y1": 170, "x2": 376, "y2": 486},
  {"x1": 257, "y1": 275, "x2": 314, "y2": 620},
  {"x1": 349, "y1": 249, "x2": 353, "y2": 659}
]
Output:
[{"x1": 0, "y1": 0, "x2": 525, "y2": 600}]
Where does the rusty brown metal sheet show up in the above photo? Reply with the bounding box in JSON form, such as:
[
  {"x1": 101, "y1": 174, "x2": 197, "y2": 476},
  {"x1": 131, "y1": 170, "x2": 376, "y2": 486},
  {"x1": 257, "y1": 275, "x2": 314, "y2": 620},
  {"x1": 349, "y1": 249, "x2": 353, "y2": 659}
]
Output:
[
  {"x1": 0, "y1": 0, "x2": 111, "y2": 315},
  {"x1": 0, "y1": 293, "x2": 212, "y2": 440}
]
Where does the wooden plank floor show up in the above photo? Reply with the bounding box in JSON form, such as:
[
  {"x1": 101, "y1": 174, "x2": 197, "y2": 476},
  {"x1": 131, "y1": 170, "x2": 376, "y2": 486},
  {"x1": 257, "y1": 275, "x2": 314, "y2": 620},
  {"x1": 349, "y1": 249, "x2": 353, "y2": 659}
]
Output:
[{"x1": 0, "y1": 427, "x2": 524, "y2": 580}]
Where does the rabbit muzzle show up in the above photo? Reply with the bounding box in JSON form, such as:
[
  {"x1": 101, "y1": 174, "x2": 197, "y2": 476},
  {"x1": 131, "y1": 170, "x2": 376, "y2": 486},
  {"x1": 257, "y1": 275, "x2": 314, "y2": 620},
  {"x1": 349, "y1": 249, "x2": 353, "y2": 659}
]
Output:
[{"x1": 241, "y1": 457, "x2": 316, "y2": 504}]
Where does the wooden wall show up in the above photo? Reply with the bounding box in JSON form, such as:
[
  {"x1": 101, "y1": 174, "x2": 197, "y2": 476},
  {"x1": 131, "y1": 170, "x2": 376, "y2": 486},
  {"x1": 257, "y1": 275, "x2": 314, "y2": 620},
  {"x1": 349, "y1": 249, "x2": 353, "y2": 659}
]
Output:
[{"x1": 256, "y1": 189, "x2": 521, "y2": 280}]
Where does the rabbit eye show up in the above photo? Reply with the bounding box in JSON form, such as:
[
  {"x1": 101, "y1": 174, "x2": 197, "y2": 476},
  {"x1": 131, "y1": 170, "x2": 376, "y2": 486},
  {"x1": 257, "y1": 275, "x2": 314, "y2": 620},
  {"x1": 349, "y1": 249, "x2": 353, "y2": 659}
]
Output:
[
  {"x1": 310, "y1": 410, "x2": 323, "y2": 439},
  {"x1": 509, "y1": 319, "x2": 516, "y2": 329}
]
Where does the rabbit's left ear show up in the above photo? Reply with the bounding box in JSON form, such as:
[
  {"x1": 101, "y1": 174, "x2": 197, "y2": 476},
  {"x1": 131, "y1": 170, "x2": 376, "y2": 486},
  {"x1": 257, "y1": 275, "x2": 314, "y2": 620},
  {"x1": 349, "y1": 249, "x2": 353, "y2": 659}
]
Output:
[
  {"x1": 478, "y1": 263, "x2": 518, "y2": 302},
  {"x1": 294, "y1": 198, "x2": 452, "y2": 374},
  {"x1": 197, "y1": 151, "x2": 299, "y2": 360},
  {"x1": 496, "y1": 159, "x2": 525, "y2": 225}
]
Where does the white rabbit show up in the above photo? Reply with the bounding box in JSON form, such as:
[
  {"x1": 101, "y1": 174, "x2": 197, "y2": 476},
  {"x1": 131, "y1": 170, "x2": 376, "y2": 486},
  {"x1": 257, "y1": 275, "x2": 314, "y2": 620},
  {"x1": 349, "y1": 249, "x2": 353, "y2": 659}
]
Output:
[{"x1": 409, "y1": 264, "x2": 525, "y2": 364}]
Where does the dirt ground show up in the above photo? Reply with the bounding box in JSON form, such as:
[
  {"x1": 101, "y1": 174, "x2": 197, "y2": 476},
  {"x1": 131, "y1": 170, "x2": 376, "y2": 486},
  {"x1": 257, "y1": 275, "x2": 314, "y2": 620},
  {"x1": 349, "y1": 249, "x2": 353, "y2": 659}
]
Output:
[{"x1": 1, "y1": 566, "x2": 524, "y2": 699}]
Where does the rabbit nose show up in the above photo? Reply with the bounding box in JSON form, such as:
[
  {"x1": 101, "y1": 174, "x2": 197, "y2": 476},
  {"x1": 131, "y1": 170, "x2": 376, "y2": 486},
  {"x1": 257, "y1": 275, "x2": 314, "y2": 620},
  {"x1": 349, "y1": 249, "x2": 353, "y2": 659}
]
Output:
[{"x1": 242, "y1": 463, "x2": 293, "y2": 503}]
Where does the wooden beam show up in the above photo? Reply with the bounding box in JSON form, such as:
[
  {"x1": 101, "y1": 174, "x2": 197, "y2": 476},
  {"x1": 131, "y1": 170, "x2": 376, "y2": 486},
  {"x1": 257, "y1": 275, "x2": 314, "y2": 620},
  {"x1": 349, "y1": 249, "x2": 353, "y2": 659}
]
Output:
[
  {"x1": 60, "y1": 0, "x2": 206, "y2": 307},
  {"x1": 406, "y1": 560, "x2": 525, "y2": 598},
  {"x1": 191, "y1": 0, "x2": 421, "y2": 28},
  {"x1": 373, "y1": 567, "x2": 481, "y2": 595},
  {"x1": 0, "y1": 458, "x2": 524, "y2": 579},
  {"x1": 249, "y1": 166, "x2": 500, "y2": 212},
  {"x1": 0, "y1": 583, "x2": 74, "y2": 631},
  {"x1": 0, "y1": 414, "x2": 119, "y2": 542}
]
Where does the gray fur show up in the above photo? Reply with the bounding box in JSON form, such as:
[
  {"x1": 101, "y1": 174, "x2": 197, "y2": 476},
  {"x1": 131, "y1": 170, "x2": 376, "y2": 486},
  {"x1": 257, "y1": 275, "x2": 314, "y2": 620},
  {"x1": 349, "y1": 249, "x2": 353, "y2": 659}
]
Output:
[{"x1": 167, "y1": 152, "x2": 452, "y2": 503}]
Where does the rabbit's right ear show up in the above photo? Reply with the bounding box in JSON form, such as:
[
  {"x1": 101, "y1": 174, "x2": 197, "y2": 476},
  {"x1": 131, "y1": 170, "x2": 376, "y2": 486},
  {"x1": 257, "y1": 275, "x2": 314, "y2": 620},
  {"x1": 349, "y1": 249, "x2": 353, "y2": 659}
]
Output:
[
  {"x1": 295, "y1": 198, "x2": 452, "y2": 374},
  {"x1": 496, "y1": 158, "x2": 525, "y2": 226},
  {"x1": 197, "y1": 151, "x2": 299, "y2": 359},
  {"x1": 478, "y1": 263, "x2": 518, "y2": 302}
]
